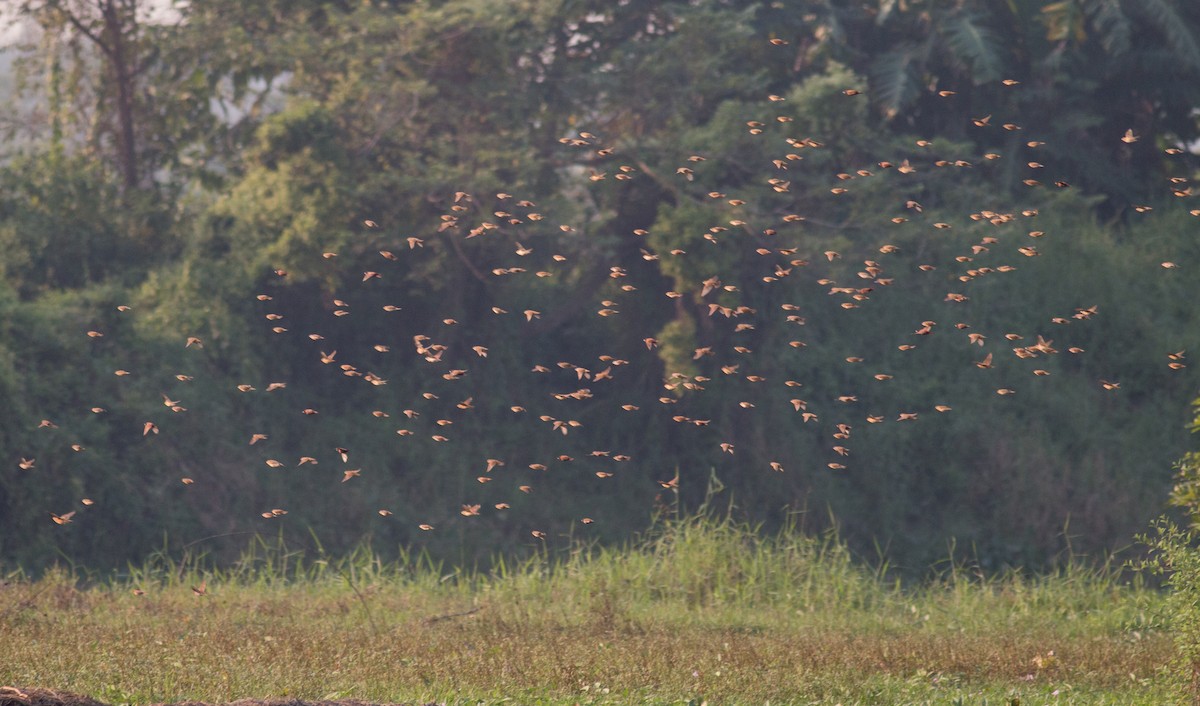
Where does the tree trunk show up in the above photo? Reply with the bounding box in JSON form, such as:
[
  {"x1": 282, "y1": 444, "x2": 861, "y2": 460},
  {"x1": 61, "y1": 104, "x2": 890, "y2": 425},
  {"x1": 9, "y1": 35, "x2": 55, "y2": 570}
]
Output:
[{"x1": 100, "y1": 0, "x2": 138, "y2": 190}]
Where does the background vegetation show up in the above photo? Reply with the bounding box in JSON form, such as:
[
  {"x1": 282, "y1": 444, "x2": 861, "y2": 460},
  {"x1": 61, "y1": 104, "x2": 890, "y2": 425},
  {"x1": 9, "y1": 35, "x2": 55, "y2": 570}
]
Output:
[
  {"x1": 0, "y1": 517, "x2": 1175, "y2": 704},
  {"x1": 0, "y1": 0, "x2": 1198, "y2": 575}
]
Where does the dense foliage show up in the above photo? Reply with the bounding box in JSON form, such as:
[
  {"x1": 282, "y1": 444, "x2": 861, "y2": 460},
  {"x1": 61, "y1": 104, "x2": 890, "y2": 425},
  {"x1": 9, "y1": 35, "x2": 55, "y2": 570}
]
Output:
[{"x1": 1, "y1": 0, "x2": 1198, "y2": 574}]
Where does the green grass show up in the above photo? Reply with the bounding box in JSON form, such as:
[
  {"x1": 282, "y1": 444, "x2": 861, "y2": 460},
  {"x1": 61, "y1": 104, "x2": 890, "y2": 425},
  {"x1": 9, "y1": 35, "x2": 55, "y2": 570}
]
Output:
[{"x1": 0, "y1": 516, "x2": 1176, "y2": 705}]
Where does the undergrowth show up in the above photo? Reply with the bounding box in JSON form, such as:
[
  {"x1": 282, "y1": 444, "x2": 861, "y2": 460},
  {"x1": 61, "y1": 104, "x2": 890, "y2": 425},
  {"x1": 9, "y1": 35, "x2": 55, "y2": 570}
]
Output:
[{"x1": 0, "y1": 514, "x2": 1175, "y2": 705}]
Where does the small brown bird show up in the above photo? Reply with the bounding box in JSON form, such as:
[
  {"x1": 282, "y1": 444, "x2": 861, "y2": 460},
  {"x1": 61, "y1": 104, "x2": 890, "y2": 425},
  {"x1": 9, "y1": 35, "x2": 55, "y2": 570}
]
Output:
[{"x1": 51, "y1": 511, "x2": 76, "y2": 525}]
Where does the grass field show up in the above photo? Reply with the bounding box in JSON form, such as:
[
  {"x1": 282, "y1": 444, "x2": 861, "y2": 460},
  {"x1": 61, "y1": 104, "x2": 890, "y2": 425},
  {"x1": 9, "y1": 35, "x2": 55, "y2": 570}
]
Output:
[{"x1": 0, "y1": 517, "x2": 1178, "y2": 705}]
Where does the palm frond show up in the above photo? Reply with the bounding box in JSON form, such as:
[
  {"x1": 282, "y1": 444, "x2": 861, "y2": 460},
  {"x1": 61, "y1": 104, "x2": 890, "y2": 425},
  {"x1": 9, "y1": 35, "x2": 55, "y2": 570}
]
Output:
[
  {"x1": 939, "y1": 11, "x2": 1008, "y2": 84},
  {"x1": 1085, "y1": 0, "x2": 1131, "y2": 57},
  {"x1": 869, "y1": 43, "x2": 921, "y2": 121},
  {"x1": 1129, "y1": 0, "x2": 1200, "y2": 72}
]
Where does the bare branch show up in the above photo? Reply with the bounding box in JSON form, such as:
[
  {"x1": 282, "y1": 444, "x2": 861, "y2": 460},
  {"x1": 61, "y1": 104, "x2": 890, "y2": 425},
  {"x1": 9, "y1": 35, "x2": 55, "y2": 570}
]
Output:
[{"x1": 52, "y1": 1, "x2": 112, "y2": 56}]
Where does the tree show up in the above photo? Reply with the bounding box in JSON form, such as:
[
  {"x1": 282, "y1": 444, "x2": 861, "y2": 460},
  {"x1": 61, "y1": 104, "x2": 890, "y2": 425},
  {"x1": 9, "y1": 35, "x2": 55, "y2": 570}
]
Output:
[
  {"x1": 770, "y1": 0, "x2": 1200, "y2": 205},
  {"x1": 12, "y1": 0, "x2": 283, "y2": 194},
  {"x1": 17, "y1": 0, "x2": 148, "y2": 189}
]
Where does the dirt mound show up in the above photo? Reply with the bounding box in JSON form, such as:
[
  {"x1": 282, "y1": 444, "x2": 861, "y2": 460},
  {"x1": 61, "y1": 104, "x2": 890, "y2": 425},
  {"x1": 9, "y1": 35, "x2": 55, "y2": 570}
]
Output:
[
  {"x1": 0, "y1": 687, "x2": 107, "y2": 706},
  {"x1": 1, "y1": 690, "x2": 436, "y2": 706}
]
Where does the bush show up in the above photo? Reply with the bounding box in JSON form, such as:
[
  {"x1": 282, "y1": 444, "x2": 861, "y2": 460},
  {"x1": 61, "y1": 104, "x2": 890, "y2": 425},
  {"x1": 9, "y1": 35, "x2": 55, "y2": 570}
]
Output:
[
  {"x1": 1145, "y1": 399, "x2": 1200, "y2": 703},
  {"x1": 1143, "y1": 519, "x2": 1200, "y2": 704}
]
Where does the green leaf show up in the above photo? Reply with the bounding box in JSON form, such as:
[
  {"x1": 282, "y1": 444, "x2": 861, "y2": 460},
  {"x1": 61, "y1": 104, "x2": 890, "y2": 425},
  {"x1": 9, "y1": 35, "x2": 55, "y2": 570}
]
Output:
[
  {"x1": 869, "y1": 43, "x2": 921, "y2": 121},
  {"x1": 1130, "y1": 0, "x2": 1200, "y2": 72},
  {"x1": 1084, "y1": 0, "x2": 1131, "y2": 57},
  {"x1": 939, "y1": 11, "x2": 1007, "y2": 84},
  {"x1": 1040, "y1": 1, "x2": 1085, "y2": 43}
]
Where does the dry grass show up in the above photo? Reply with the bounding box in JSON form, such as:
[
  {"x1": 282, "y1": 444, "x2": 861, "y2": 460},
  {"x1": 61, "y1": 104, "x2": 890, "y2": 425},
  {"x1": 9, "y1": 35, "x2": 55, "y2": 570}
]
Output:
[{"x1": 0, "y1": 518, "x2": 1176, "y2": 705}]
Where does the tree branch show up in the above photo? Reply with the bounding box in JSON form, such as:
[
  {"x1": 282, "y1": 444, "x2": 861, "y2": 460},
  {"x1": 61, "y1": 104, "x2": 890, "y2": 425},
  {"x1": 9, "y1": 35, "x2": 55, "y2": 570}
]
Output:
[{"x1": 58, "y1": 4, "x2": 113, "y2": 56}]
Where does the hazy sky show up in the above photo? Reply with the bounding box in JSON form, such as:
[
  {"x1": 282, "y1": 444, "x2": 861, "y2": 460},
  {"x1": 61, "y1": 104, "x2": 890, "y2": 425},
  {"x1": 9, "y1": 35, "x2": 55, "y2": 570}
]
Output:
[
  {"x1": 1, "y1": 0, "x2": 183, "y2": 44},
  {"x1": 1, "y1": 7, "x2": 31, "y2": 45}
]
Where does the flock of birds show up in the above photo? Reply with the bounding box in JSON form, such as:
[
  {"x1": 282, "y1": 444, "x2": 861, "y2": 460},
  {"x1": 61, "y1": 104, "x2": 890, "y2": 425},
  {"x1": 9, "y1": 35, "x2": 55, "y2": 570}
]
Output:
[{"x1": 24, "y1": 36, "x2": 1197, "y2": 546}]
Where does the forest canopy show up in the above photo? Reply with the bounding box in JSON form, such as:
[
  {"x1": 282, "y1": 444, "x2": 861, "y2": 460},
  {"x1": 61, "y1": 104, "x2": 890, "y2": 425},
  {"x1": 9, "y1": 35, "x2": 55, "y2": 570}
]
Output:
[{"x1": 1, "y1": 0, "x2": 1198, "y2": 574}]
